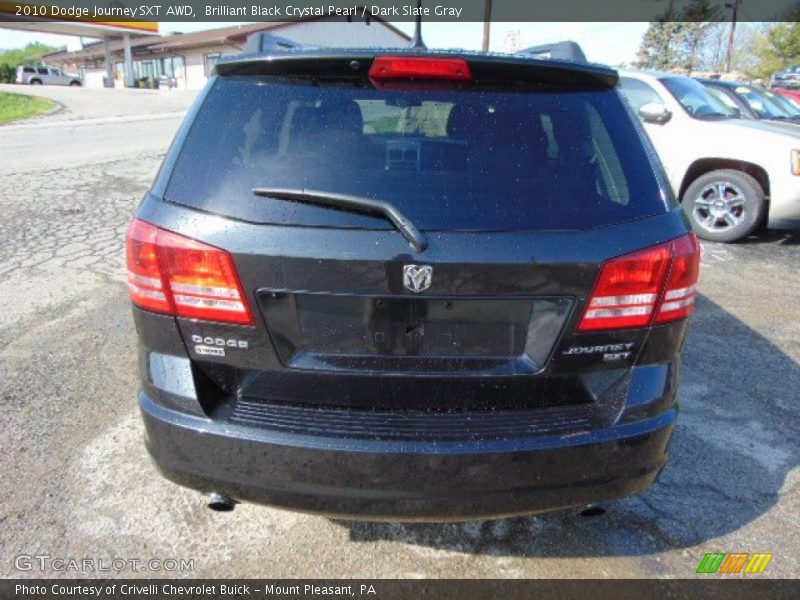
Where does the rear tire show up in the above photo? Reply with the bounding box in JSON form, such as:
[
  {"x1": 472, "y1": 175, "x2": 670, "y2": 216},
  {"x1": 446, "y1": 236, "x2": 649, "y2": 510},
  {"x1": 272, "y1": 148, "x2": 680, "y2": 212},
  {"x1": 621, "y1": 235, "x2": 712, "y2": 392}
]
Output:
[
  {"x1": 30, "y1": 79, "x2": 42, "y2": 85},
  {"x1": 681, "y1": 169, "x2": 765, "y2": 243}
]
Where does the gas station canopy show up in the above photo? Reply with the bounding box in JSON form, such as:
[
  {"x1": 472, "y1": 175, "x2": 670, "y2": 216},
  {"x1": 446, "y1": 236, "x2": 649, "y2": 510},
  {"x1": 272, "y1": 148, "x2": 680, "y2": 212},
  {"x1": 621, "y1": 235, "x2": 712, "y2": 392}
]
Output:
[
  {"x1": 0, "y1": 0, "x2": 158, "y2": 37},
  {"x1": 0, "y1": 20, "x2": 159, "y2": 37}
]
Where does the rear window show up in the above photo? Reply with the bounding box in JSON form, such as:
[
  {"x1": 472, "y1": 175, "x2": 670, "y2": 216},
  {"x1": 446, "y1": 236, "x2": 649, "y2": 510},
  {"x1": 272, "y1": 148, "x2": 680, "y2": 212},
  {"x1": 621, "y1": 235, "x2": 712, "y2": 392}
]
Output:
[{"x1": 165, "y1": 75, "x2": 669, "y2": 231}]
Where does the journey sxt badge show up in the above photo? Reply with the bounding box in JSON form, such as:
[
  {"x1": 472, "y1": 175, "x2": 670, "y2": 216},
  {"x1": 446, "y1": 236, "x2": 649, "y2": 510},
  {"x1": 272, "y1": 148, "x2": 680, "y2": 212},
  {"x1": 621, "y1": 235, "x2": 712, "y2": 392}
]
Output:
[{"x1": 563, "y1": 342, "x2": 635, "y2": 361}]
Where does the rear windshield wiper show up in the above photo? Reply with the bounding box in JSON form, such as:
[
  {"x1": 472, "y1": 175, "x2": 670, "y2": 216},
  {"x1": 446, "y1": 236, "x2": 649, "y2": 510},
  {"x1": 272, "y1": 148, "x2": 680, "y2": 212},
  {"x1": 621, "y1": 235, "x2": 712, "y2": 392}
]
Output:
[{"x1": 252, "y1": 187, "x2": 428, "y2": 252}]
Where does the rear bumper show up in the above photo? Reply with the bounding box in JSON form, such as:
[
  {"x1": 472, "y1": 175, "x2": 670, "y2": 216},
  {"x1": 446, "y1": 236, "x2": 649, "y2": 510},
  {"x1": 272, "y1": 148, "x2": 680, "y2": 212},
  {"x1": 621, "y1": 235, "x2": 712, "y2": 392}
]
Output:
[
  {"x1": 769, "y1": 178, "x2": 800, "y2": 227},
  {"x1": 140, "y1": 392, "x2": 676, "y2": 521},
  {"x1": 766, "y1": 217, "x2": 800, "y2": 230}
]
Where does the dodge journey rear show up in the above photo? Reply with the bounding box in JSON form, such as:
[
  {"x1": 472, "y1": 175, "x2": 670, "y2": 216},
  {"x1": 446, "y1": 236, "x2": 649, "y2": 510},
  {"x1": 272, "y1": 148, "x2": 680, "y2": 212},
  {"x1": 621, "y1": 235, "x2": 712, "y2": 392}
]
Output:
[{"x1": 127, "y1": 46, "x2": 699, "y2": 520}]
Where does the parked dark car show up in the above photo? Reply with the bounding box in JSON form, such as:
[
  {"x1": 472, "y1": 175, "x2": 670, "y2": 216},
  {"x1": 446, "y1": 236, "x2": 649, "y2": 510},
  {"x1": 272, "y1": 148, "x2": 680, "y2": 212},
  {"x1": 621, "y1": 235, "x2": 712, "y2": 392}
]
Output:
[
  {"x1": 697, "y1": 78, "x2": 800, "y2": 124},
  {"x1": 768, "y1": 88, "x2": 800, "y2": 118},
  {"x1": 127, "y1": 42, "x2": 699, "y2": 520},
  {"x1": 771, "y1": 65, "x2": 800, "y2": 89}
]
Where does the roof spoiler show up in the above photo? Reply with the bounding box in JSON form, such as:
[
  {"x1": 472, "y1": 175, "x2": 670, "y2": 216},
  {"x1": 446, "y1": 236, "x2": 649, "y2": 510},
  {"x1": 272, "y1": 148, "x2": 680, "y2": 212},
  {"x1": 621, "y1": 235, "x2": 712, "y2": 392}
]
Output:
[
  {"x1": 517, "y1": 41, "x2": 587, "y2": 63},
  {"x1": 243, "y1": 32, "x2": 311, "y2": 54}
]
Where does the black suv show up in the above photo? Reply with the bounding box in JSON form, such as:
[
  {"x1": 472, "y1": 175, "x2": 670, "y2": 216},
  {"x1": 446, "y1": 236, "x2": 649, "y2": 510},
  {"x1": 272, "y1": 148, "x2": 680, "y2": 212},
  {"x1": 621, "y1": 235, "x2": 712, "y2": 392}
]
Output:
[{"x1": 127, "y1": 42, "x2": 699, "y2": 520}]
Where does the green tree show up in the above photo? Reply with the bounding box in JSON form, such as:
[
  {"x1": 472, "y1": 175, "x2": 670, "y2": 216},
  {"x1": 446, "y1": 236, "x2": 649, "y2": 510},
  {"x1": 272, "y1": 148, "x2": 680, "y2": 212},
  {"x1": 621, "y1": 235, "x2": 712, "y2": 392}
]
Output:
[
  {"x1": 765, "y1": 22, "x2": 800, "y2": 64},
  {"x1": 744, "y1": 23, "x2": 800, "y2": 80},
  {"x1": 679, "y1": 0, "x2": 723, "y2": 72},
  {"x1": 634, "y1": 1, "x2": 684, "y2": 70},
  {"x1": 0, "y1": 42, "x2": 62, "y2": 68},
  {"x1": 0, "y1": 64, "x2": 14, "y2": 83},
  {"x1": 635, "y1": 0, "x2": 723, "y2": 72}
]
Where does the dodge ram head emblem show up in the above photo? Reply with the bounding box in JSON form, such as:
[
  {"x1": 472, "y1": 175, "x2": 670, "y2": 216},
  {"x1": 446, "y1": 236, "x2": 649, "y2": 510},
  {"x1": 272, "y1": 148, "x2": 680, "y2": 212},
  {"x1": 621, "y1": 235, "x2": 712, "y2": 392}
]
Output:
[{"x1": 403, "y1": 264, "x2": 433, "y2": 293}]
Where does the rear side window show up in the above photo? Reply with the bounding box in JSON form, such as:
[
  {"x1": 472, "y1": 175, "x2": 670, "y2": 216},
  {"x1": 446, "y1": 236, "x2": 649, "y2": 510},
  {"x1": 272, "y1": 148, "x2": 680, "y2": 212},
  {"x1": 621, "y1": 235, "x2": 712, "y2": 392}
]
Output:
[
  {"x1": 36, "y1": 67, "x2": 48, "y2": 75},
  {"x1": 22, "y1": 67, "x2": 35, "y2": 73},
  {"x1": 660, "y1": 77, "x2": 738, "y2": 119},
  {"x1": 165, "y1": 75, "x2": 668, "y2": 231},
  {"x1": 704, "y1": 86, "x2": 740, "y2": 111},
  {"x1": 618, "y1": 77, "x2": 664, "y2": 111}
]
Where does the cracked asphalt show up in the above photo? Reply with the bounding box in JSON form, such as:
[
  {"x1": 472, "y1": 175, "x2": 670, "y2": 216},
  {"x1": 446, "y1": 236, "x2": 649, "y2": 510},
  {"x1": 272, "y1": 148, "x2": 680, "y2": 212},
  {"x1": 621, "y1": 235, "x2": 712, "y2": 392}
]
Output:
[{"x1": 0, "y1": 89, "x2": 798, "y2": 579}]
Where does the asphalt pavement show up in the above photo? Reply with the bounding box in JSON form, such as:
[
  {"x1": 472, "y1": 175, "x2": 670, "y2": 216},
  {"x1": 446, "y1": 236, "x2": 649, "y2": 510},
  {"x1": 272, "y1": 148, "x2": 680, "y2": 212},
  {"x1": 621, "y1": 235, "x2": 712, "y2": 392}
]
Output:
[
  {"x1": 0, "y1": 87, "x2": 798, "y2": 579},
  {"x1": 0, "y1": 84, "x2": 192, "y2": 175},
  {"x1": 0, "y1": 83, "x2": 197, "y2": 122}
]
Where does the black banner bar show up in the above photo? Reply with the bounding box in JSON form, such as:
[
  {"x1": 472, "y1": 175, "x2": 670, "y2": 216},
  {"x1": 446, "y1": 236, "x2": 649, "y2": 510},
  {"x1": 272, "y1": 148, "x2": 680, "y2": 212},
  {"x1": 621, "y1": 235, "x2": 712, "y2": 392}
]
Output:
[
  {"x1": 1, "y1": 0, "x2": 799, "y2": 23},
  {"x1": 2, "y1": 579, "x2": 798, "y2": 600}
]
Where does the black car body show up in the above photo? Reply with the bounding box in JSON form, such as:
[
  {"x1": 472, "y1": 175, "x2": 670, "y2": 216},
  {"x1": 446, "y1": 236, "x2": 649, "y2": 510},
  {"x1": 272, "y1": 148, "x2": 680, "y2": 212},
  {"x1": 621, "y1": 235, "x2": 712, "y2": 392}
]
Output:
[
  {"x1": 697, "y1": 78, "x2": 800, "y2": 124},
  {"x1": 128, "y1": 45, "x2": 699, "y2": 520}
]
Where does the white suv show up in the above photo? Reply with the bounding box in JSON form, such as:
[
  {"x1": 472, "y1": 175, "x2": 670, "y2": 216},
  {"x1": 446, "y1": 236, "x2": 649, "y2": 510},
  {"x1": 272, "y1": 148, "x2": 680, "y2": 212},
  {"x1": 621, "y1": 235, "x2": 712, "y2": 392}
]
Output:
[
  {"x1": 620, "y1": 70, "x2": 800, "y2": 242},
  {"x1": 16, "y1": 65, "x2": 81, "y2": 87}
]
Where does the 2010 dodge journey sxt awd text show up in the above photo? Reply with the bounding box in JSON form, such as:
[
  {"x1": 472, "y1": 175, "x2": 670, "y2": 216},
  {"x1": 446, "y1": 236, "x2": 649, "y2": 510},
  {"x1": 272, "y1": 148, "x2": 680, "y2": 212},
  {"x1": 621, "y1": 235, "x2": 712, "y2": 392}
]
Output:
[{"x1": 127, "y1": 43, "x2": 700, "y2": 520}]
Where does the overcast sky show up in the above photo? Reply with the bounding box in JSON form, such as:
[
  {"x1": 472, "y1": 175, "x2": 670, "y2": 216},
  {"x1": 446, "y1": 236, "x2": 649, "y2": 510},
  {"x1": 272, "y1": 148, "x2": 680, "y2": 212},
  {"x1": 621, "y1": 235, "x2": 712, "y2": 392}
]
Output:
[{"x1": 0, "y1": 21, "x2": 649, "y2": 67}]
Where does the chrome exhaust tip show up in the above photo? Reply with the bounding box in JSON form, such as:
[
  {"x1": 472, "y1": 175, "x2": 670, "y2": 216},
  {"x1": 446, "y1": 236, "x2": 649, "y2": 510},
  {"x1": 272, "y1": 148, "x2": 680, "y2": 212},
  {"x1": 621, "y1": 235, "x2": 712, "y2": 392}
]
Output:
[
  {"x1": 579, "y1": 502, "x2": 608, "y2": 517},
  {"x1": 207, "y1": 492, "x2": 237, "y2": 512}
]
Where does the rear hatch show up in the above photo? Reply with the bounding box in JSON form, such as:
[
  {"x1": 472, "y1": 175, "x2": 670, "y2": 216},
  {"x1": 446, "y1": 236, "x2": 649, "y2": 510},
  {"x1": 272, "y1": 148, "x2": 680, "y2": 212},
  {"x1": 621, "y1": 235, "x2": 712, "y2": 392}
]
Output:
[{"x1": 146, "y1": 52, "x2": 680, "y2": 413}]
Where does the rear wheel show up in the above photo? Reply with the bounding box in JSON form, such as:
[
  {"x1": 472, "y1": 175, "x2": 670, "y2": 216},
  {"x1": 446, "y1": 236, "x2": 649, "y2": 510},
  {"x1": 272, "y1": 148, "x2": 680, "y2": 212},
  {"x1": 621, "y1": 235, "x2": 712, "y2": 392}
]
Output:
[
  {"x1": 682, "y1": 169, "x2": 765, "y2": 242},
  {"x1": 29, "y1": 79, "x2": 42, "y2": 85}
]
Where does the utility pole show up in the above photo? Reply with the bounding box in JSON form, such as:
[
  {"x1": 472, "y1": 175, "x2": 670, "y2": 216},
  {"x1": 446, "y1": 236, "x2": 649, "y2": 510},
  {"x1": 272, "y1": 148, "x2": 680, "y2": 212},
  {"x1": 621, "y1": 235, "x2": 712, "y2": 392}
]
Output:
[
  {"x1": 725, "y1": 0, "x2": 742, "y2": 73},
  {"x1": 482, "y1": 0, "x2": 492, "y2": 52},
  {"x1": 410, "y1": 0, "x2": 426, "y2": 48}
]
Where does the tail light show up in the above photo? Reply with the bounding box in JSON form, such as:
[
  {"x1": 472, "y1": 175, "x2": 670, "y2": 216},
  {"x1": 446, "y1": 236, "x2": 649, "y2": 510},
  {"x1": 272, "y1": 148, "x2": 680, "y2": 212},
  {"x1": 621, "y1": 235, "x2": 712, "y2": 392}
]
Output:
[
  {"x1": 126, "y1": 219, "x2": 171, "y2": 314},
  {"x1": 126, "y1": 219, "x2": 253, "y2": 326},
  {"x1": 369, "y1": 56, "x2": 472, "y2": 81},
  {"x1": 578, "y1": 233, "x2": 700, "y2": 332},
  {"x1": 655, "y1": 233, "x2": 701, "y2": 323},
  {"x1": 577, "y1": 244, "x2": 671, "y2": 331}
]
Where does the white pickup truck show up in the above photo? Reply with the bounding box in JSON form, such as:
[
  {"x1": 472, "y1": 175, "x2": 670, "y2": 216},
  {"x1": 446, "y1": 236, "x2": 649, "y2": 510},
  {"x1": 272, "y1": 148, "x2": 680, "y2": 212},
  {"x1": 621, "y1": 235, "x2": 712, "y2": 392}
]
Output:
[{"x1": 620, "y1": 70, "x2": 800, "y2": 242}]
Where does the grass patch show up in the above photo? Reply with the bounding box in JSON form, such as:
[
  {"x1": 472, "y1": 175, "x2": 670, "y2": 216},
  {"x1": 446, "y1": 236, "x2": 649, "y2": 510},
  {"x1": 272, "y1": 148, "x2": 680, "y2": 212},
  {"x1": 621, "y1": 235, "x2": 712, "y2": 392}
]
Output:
[{"x1": 0, "y1": 91, "x2": 55, "y2": 125}]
